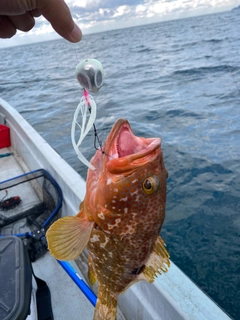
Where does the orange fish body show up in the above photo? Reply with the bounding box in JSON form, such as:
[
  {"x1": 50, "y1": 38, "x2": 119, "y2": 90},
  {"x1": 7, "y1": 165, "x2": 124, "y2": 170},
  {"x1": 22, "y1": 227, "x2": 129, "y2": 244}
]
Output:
[{"x1": 46, "y1": 119, "x2": 170, "y2": 320}]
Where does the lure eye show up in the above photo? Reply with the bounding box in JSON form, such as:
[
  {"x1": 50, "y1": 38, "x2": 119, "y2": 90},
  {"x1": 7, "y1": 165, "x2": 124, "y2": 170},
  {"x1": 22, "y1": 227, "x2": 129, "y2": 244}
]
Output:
[{"x1": 142, "y1": 176, "x2": 160, "y2": 195}]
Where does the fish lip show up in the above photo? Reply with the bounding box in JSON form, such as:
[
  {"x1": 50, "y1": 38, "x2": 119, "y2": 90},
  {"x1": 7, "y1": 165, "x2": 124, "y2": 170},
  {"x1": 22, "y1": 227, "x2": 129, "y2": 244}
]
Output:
[{"x1": 104, "y1": 118, "x2": 161, "y2": 167}]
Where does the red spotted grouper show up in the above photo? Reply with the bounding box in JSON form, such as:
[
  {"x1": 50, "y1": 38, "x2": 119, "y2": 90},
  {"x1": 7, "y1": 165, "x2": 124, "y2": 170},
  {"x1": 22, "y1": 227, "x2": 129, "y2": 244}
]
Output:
[{"x1": 46, "y1": 118, "x2": 170, "y2": 320}]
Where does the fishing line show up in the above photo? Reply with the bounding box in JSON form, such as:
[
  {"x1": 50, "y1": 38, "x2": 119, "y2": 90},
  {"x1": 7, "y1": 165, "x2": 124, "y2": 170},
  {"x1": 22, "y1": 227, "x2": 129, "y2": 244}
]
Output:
[
  {"x1": 74, "y1": 49, "x2": 80, "y2": 64},
  {"x1": 90, "y1": 111, "x2": 111, "y2": 158},
  {"x1": 87, "y1": 103, "x2": 105, "y2": 153}
]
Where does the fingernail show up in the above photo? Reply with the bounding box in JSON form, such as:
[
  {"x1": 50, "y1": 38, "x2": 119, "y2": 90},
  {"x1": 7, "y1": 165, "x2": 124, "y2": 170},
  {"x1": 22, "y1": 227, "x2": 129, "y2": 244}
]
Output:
[{"x1": 70, "y1": 24, "x2": 82, "y2": 42}]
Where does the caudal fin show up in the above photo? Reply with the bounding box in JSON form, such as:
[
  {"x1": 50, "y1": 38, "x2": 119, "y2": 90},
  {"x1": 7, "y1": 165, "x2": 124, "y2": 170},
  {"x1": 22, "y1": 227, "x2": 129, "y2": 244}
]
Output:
[{"x1": 93, "y1": 285, "x2": 117, "y2": 320}]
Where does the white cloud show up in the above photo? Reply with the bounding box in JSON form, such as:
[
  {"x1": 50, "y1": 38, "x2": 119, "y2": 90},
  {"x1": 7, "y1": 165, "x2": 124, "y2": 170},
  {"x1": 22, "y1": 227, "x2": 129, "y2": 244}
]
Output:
[
  {"x1": 0, "y1": 0, "x2": 238, "y2": 48},
  {"x1": 113, "y1": 5, "x2": 132, "y2": 18}
]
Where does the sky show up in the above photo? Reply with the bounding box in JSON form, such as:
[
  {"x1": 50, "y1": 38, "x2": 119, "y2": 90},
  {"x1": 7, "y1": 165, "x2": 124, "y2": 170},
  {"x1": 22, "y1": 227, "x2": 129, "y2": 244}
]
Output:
[{"x1": 0, "y1": 0, "x2": 239, "y2": 48}]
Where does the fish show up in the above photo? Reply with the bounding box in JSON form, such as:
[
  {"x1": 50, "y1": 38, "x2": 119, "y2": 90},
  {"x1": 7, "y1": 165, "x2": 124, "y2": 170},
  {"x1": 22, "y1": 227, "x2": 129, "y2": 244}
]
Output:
[{"x1": 46, "y1": 118, "x2": 170, "y2": 320}]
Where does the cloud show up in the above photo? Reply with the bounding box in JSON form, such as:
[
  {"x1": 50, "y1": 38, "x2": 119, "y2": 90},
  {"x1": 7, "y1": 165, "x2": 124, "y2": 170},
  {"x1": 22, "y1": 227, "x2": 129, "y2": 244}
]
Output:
[
  {"x1": 68, "y1": 0, "x2": 237, "y2": 31},
  {"x1": 71, "y1": 0, "x2": 146, "y2": 12},
  {"x1": 0, "y1": 0, "x2": 238, "y2": 48},
  {"x1": 69, "y1": 0, "x2": 237, "y2": 23}
]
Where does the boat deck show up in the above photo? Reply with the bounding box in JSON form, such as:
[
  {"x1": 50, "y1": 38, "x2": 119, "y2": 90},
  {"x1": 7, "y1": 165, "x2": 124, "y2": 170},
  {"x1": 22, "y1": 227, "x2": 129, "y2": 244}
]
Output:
[
  {"x1": 0, "y1": 147, "x2": 93, "y2": 320},
  {"x1": 33, "y1": 254, "x2": 95, "y2": 320},
  {"x1": 0, "y1": 146, "x2": 127, "y2": 320},
  {"x1": 0, "y1": 147, "x2": 25, "y2": 181}
]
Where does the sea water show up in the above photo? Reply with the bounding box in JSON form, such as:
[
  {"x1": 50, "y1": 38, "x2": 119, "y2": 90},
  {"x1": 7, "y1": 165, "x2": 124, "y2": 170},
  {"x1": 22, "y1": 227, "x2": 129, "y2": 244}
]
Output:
[{"x1": 0, "y1": 9, "x2": 240, "y2": 319}]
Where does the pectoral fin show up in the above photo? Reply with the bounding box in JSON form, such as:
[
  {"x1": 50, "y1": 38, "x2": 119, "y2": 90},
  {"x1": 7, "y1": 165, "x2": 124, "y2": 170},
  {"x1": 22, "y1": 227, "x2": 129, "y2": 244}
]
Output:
[
  {"x1": 142, "y1": 235, "x2": 170, "y2": 283},
  {"x1": 46, "y1": 213, "x2": 94, "y2": 261}
]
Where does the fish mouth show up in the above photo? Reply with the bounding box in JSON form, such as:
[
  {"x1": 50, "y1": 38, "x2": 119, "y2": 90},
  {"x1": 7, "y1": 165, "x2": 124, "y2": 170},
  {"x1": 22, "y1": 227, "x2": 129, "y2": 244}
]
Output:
[{"x1": 105, "y1": 119, "x2": 161, "y2": 174}]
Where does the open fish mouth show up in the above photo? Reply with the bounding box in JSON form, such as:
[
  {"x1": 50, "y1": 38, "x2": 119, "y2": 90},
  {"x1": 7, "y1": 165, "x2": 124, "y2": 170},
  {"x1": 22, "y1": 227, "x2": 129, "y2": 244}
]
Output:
[
  {"x1": 105, "y1": 119, "x2": 161, "y2": 173},
  {"x1": 115, "y1": 122, "x2": 147, "y2": 158}
]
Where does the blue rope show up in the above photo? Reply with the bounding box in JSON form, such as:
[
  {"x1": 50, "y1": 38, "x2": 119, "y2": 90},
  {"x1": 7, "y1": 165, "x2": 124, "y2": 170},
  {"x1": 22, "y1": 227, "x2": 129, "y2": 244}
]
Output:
[{"x1": 0, "y1": 153, "x2": 13, "y2": 158}]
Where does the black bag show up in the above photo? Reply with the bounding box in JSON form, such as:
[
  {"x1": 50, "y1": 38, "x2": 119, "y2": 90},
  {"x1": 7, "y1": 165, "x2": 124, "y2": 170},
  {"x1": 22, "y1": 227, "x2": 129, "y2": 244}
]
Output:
[
  {"x1": 0, "y1": 236, "x2": 54, "y2": 320},
  {"x1": 0, "y1": 236, "x2": 32, "y2": 320}
]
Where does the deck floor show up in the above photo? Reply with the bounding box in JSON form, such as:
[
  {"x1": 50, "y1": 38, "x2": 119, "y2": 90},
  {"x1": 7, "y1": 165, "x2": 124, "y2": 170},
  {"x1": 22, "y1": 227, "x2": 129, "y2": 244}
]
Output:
[
  {"x1": 0, "y1": 147, "x2": 95, "y2": 320},
  {"x1": 0, "y1": 147, "x2": 24, "y2": 180},
  {"x1": 33, "y1": 253, "x2": 95, "y2": 320},
  {"x1": 0, "y1": 147, "x2": 127, "y2": 320}
]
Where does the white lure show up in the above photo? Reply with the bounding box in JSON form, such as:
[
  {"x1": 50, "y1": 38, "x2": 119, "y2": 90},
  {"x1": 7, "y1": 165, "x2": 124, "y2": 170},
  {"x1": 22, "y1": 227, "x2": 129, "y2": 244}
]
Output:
[
  {"x1": 71, "y1": 59, "x2": 104, "y2": 170},
  {"x1": 71, "y1": 92, "x2": 97, "y2": 170}
]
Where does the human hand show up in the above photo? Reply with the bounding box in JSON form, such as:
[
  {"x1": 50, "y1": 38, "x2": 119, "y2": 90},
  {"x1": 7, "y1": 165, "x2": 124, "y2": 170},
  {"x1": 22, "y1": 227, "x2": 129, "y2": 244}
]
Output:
[{"x1": 0, "y1": 0, "x2": 82, "y2": 42}]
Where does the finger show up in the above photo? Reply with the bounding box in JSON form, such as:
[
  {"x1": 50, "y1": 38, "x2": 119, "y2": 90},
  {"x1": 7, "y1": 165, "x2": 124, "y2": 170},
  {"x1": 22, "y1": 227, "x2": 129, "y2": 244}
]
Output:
[
  {"x1": 37, "y1": 0, "x2": 82, "y2": 42},
  {"x1": 0, "y1": 1, "x2": 25, "y2": 15},
  {"x1": 8, "y1": 12, "x2": 35, "y2": 32},
  {"x1": 30, "y1": 9, "x2": 41, "y2": 18},
  {"x1": 0, "y1": 16, "x2": 16, "y2": 38}
]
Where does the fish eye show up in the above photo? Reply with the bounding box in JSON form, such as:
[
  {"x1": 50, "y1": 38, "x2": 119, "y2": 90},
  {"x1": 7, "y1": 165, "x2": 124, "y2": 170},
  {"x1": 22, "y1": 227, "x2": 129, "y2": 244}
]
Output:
[{"x1": 142, "y1": 176, "x2": 160, "y2": 195}]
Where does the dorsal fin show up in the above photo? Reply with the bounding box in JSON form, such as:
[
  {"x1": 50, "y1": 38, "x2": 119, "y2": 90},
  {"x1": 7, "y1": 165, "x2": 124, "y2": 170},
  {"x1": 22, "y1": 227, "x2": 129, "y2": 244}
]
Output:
[{"x1": 142, "y1": 235, "x2": 170, "y2": 283}]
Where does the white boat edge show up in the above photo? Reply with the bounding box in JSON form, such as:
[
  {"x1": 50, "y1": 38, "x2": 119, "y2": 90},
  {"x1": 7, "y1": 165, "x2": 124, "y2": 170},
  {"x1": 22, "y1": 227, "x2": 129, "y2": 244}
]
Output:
[{"x1": 0, "y1": 98, "x2": 231, "y2": 320}]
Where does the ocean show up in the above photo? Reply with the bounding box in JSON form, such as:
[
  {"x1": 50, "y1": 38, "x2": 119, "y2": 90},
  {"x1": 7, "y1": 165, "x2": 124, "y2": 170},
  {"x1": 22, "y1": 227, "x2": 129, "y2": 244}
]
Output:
[{"x1": 0, "y1": 9, "x2": 240, "y2": 319}]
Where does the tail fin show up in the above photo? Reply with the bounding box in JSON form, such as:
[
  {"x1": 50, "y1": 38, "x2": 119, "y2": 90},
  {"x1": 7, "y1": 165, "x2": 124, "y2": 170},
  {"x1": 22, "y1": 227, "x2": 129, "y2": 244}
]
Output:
[{"x1": 93, "y1": 285, "x2": 117, "y2": 320}]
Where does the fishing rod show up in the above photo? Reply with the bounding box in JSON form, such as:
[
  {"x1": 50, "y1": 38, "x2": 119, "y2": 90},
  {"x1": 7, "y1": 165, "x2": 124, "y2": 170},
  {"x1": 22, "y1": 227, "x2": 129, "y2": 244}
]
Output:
[{"x1": 57, "y1": 260, "x2": 97, "y2": 306}]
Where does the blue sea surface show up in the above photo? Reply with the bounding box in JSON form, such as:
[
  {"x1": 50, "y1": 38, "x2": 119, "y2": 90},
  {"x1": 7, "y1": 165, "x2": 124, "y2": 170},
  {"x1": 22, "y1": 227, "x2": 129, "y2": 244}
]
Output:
[{"x1": 0, "y1": 10, "x2": 240, "y2": 319}]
